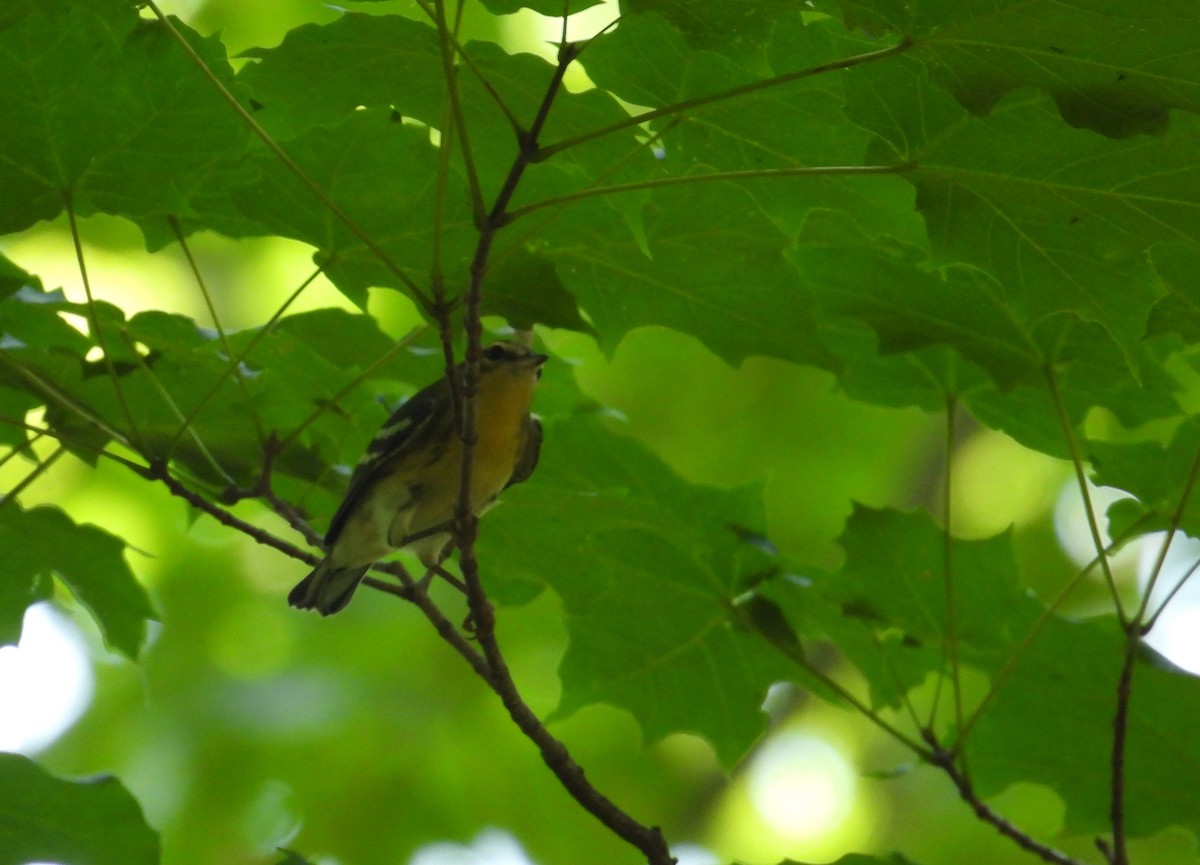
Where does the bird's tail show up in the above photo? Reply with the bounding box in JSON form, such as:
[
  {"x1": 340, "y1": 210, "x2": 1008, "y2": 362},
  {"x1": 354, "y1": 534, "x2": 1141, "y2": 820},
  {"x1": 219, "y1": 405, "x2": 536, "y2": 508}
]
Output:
[{"x1": 288, "y1": 559, "x2": 370, "y2": 616}]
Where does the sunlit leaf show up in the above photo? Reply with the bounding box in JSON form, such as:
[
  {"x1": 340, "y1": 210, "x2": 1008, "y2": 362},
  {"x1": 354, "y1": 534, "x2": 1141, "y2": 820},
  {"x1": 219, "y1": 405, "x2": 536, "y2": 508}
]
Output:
[
  {"x1": 0, "y1": 753, "x2": 158, "y2": 865},
  {"x1": 0, "y1": 503, "x2": 154, "y2": 657}
]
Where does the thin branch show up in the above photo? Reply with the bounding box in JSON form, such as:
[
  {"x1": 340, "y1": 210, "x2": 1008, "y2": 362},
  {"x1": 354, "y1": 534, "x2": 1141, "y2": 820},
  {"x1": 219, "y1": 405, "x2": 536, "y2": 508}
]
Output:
[
  {"x1": 535, "y1": 37, "x2": 914, "y2": 160},
  {"x1": 953, "y1": 512, "x2": 1155, "y2": 753},
  {"x1": 0, "y1": 414, "x2": 150, "y2": 476},
  {"x1": 422, "y1": 0, "x2": 491, "y2": 221},
  {"x1": 122, "y1": 332, "x2": 237, "y2": 486},
  {"x1": 1133, "y1": 436, "x2": 1200, "y2": 626},
  {"x1": 490, "y1": 116, "x2": 686, "y2": 270},
  {"x1": 1145, "y1": 553, "x2": 1200, "y2": 632},
  {"x1": 363, "y1": 575, "x2": 491, "y2": 680},
  {"x1": 506, "y1": 163, "x2": 913, "y2": 222},
  {"x1": 933, "y1": 750, "x2": 1087, "y2": 865},
  {"x1": 164, "y1": 265, "x2": 324, "y2": 455},
  {"x1": 0, "y1": 429, "x2": 45, "y2": 472},
  {"x1": 141, "y1": 2, "x2": 435, "y2": 312},
  {"x1": 938, "y1": 396, "x2": 966, "y2": 762},
  {"x1": 1044, "y1": 364, "x2": 1126, "y2": 625},
  {"x1": 272, "y1": 324, "x2": 427, "y2": 458},
  {"x1": 747, "y1": 606, "x2": 934, "y2": 757},
  {"x1": 0, "y1": 354, "x2": 132, "y2": 448},
  {"x1": 168, "y1": 217, "x2": 269, "y2": 450},
  {"x1": 0, "y1": 445, "x2": 65, "y2": 506},
  {"x1": 64, "y1": 195, "x2": 150, "y2": 456},
  {"x1": 414, "y1": 0, "x2": 523, "y2": 140},
  {"x1": 1106, "y1": 642, "x2": 1136, "y2": 865}
]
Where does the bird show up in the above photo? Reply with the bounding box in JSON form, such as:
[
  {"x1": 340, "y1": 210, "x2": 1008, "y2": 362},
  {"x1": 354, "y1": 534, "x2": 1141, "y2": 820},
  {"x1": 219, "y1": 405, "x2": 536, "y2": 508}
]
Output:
[{"x1": 289, "y1": 340, "x2": 546, "y2": 615}]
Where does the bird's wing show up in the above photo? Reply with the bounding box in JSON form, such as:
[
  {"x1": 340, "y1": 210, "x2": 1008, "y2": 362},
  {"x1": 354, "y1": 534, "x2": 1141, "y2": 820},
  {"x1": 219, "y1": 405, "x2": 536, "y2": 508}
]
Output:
[
  {"x1": 505, "y1": 416, "x2": 542, "y2": 489},
  {"x1": 323, "y1": 379, "x2": 448, "y2": 546}
]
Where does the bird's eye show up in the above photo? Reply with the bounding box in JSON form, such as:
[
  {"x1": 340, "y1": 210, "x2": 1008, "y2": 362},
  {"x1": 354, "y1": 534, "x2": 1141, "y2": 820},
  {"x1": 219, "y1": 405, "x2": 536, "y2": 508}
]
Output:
[{"x1": 483, "y1": 344, "x2": 509, "y2": 362}]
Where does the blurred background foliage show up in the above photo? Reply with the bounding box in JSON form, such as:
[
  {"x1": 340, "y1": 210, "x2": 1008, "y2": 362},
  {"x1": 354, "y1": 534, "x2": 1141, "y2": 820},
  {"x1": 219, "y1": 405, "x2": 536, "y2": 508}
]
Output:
[{"x1": 3, "y1": 2, "x2": 1200, "y2": 865}]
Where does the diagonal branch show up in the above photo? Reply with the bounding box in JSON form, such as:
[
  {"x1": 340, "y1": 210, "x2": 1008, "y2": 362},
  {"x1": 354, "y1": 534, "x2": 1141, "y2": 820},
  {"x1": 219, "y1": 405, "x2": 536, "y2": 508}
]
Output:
[
  {"x1": 1044, "y1": 364, "x2": 1126, "y2": 624},
  {"x1": 64, "y1": 195, "x2": 150, "y2": 457},
  {"x1": 535, "y1": 37, "x2": 913, "y2": 160},
  {"x1": 932, "y1": 748, "x2": 1087, "y2": 865},
  {"x1": 505, "y1": 163, "x2": 913, "y2": 222}
]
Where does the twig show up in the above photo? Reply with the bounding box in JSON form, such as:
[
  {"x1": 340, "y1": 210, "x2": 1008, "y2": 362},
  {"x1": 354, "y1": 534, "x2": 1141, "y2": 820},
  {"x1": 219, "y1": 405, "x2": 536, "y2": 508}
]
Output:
[
  {"x1": 168, "y1": 216, "x2": 269, "y2": 450},
  {"x1": 0, "y1": 415, "x2": 149, "y2": 475},
  {"x1": 535, "y1": 37, "x2": 914, "y2": 160},
  {"x1": 937, "y1": 395, "x2": 965, "y2": 758},
  {"x1": 1133, "y1": 437, "x2": 1200, "y2": 625},
  {"x1": 1044, "y1": 365, "x2": 1126, "y2": 625},
  {"x1": 1106, "y1": 641, "x2": 1136, "y2": 865},
  {"x1": 505, "y1": 163, "x2": 913, "y2": 222},
  {"x1": 165, "y1": 264, "x2": 326, "y2": 455},
  {"x1": 64, "y1": 195, "x2": 149, "y2": 456},
  {"x1": 0, "y1": 445, "x2": 65, "y2": 506},
  {"x1": 425, "y1": 0, "x2": 487, "y2": 222},
  {"x1": 933, "y1": 750, "x2": 1087, "y2": 865},
  {"x1": 953, "y1": 514, "x2": 1155, "y2": 753}
]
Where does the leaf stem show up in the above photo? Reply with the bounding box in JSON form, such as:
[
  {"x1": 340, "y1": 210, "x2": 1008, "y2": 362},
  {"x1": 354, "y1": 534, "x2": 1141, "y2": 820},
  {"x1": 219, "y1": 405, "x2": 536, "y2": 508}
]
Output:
[
  {"x1": 64, "y1": 195, "x2": 150, "y2": 457},
  {"x1": 1044, "y1": 364, "x2": 1125, "y2": 625},
  {"x1": 506, "y1": 163, "x2": 912, "y2": 222},
  {"x1": 428, "y1": 0, "x2": 486, "y2": 224},
  {"x1": 535, "y1": 37, "x2": 913, "y2": 160},
  {"x1": 0, "y1": 354, "x2": 132, "y2": 448},
  {"x1": 168, "y1": 217, "x2": 268, "y2": 450},
  {"x1": 932, "y1": 748, "x2": 1087, "y2": 865},
  {"x1": 0, "y1": 445, "x2": 64, "y2": 507},
  {"x1": 1133, "y1": 436, "x2": 1200, "y2": 626},
  {"x1": 939, "y1": 395, "x2": 966, "y2": 762},
  {"x1": 164, "y1": 265, "x2": 324, "y2": 455},
  {"x1": 952, "y1": 515, "x2": 1152, "y2": 752},
  {"x1": 272, "y1": 325, "x2": 427, "y2": 459}
]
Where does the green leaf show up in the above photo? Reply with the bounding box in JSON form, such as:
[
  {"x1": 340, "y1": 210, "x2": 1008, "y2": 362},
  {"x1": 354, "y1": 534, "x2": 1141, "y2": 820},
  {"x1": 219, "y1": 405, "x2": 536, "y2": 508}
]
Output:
[
  {"x1": 228, "y1": 109, "x2": 474, "y2": 307},
  {"x1": 476, "y1": 0, "x2": 607, "y2": 14},
  {"x1": 795, "y1": 211, "x2": 1041, "y2": 389},
  {"x1": 621, "y1": 0, "x2": 799, "y2": 54},
  {"x1": 236, "y1": 14, "x2": 445, "y2": 141},
  {"x1": 274, "y1": 848, "x2": 316, "y2": 865},
  {"x1": 845, "y1": 60, "x2": 1197, "y2": 353},
  {"x1": 913, "y1": 0, "x2": 1200, "y2": 138},
  {"x1": 969, "y1": 615, "x2": 1200, "y2": 838},
  {"x1": 0, "y1": 503, "x2": 154, "y2": 657},
  {"x1": 821, "y1": 0, "x2": 1200, "y2": 135},
  {"x1": 1088, "y1": 418, "x2": 1200, "y2": 539},
  {"x1": 0, "y1": 752, "x2": 158, "y2": 865},
  {"x1": 766, "y1": 506, "x2": 1027, "y2": 708},
  {"x1": 483, "y1": 248, "x2": 595, "y2": 335},
  {"x1": 0, "y1": 4, "x2": 249, "y2": 234},
  {"x1": 481, "y1": 413, "x2": 810, "y2": 763},
  {"x1": 542, "y1": 181, "x2": 834, "y2": 369}
]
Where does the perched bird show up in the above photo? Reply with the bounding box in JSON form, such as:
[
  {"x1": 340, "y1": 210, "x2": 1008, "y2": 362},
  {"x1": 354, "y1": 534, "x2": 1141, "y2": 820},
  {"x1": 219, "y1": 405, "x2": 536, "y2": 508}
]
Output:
[{"x1": 289, "y1": 341, "x2": 546, "y2": 615}]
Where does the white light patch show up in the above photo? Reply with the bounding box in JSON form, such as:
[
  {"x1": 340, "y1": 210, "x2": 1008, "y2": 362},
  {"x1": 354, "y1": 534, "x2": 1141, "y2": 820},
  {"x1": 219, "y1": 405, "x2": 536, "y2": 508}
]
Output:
[
  {"x1": 747, "y1": 732, "x2": 856, "y2": 841},
  {"x1": 0, "y1": 603, "x2": 94, "y2": 754},
  {"x1": 409, "y1": 828, "x2": 534, "y2": 865},
  {"x1": 1139, "y1": 533, "x2": 1200, "y2": 674},
  {"x1": 1053, "y1": 481, "x2": 1138, "y2": 569}
]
